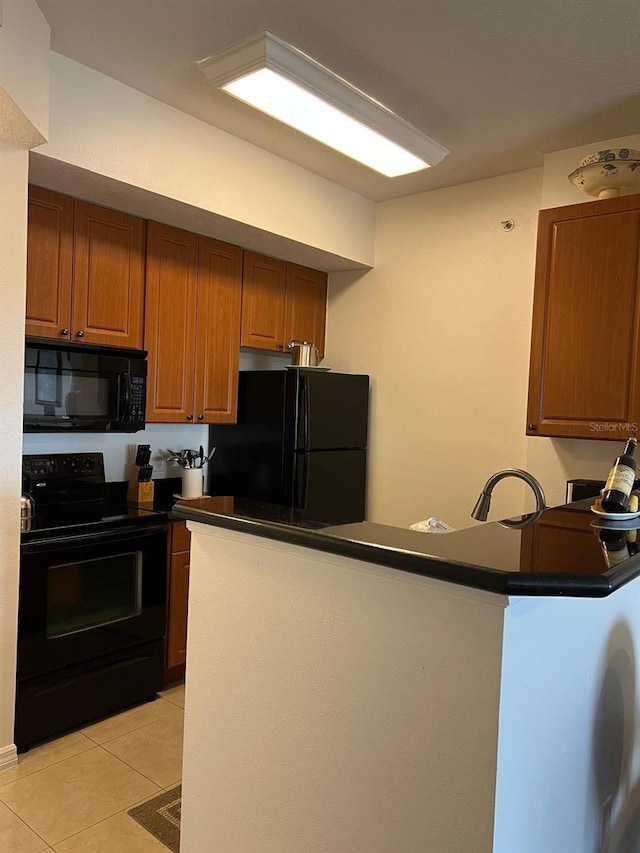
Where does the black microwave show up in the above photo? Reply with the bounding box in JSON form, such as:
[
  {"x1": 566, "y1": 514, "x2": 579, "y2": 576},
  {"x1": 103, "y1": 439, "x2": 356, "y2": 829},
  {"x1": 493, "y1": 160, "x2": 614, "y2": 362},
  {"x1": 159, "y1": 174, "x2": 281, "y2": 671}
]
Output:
[{"x1": 24, "y1": 339, "x2": 147, "y2": 433}]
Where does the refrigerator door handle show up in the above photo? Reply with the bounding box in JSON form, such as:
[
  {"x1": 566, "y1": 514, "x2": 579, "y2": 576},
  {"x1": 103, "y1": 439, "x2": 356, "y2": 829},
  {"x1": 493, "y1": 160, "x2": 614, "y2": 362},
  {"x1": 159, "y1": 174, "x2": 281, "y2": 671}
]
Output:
[
  {"x1": 300, "y1": 451, "x2": 310, "y2": 509},
  {"x1": 300, "y1": 375, "x2": 310, "y2": 450}
]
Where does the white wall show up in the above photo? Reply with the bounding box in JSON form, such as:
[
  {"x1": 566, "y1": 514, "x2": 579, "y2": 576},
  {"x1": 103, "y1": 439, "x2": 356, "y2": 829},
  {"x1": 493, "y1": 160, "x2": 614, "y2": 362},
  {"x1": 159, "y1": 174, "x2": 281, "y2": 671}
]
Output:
[
  {"x1": 494, "y1": 581, "x2": 640, "y2": 852},
  {"x1": 0, "y1": 0, "x2": 49, "y2": 771},
  {"x1": 36, "y1": 53, "x2": 375, "y2": 270},
  {"x1": 327, "y1": 132, "x2": 640, "y2": 527},
  {"x1": 0, "y1": 0, "x2": 49, "y2": 147},
  {"x1": 327, "y1": 168, "x2": 543, "y2": 529},
  {"x1": 22, "y1": 424, "x2": 208, "y2": 483}
]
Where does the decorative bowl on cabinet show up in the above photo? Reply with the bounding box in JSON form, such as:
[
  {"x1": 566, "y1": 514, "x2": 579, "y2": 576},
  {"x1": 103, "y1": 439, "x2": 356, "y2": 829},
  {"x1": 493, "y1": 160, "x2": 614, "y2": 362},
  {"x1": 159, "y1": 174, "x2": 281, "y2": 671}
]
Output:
[{"x1": 568, "y1": 148, "x2": 640, "y2": 199}]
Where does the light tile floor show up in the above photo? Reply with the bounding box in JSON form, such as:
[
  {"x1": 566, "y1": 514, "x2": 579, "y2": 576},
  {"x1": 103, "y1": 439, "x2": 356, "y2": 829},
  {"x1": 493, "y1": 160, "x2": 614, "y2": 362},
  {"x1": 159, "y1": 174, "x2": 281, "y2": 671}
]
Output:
[{"x1": 0, "y1": 683, "x2": 185, "y2": 852}]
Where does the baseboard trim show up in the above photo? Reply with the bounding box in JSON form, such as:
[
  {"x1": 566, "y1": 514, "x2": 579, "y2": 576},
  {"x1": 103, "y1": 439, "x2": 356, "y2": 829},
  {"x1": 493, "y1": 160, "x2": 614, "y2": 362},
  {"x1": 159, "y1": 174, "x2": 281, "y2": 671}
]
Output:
[{"x1": 0, "y1": 743, "x2": 18, "y2": 773}]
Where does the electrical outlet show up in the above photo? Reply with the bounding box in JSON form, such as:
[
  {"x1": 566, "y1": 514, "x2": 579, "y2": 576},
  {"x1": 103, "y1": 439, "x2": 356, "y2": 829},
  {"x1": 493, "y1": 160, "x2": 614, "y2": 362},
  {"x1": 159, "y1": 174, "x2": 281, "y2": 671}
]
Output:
[{"x1": 153, "y1": 457, "x2": 166, "y2": 475}]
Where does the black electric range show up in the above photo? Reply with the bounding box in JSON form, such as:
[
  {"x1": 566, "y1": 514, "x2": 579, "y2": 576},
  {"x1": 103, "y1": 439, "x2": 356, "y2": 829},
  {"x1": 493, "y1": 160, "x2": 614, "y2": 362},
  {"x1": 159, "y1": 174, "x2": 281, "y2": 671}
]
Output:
[{"x1": 17, "y1": 452, "x2": 168, "y2": 751}]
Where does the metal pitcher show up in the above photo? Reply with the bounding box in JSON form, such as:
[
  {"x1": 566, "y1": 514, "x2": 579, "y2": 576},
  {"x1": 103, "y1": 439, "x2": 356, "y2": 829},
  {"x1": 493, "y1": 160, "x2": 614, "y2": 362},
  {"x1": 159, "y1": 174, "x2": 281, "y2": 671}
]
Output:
[{"x1": 287, "y1": 341, "x2": 320, "y2": 367}]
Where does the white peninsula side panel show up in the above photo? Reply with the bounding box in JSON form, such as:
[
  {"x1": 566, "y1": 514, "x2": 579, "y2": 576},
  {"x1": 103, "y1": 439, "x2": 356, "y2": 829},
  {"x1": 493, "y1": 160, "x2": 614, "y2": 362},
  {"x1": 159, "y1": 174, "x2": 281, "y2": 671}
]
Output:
[
  {"x1": 180, "y1": 523, "x2": 507, "y2": 853},
  {"x1": 494, "y1": 581, "x2": 640, "y2": 853}
]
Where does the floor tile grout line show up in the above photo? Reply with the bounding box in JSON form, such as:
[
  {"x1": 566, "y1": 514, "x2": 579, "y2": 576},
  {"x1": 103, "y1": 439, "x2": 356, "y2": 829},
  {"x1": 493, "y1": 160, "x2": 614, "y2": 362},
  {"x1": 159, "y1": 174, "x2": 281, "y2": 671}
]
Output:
[
  {"x1": 96, "y1": 742, "x2": 170, "y2": 795},
  {"x1": 0, "y1": 697, "x2": 180, "y2": 785},
  {"x1": 96, "y1": 740, "x2": 179, "y2": 792},
  {"x1": 0, "y1": 742, "x2": 100, "y2": 793},
  {"x1": 0, "y1": 796, "x2": 52, "y2": 848},
  {"x1": 47, "y1": 800, "x2": 134, "y2": 847},
  {"x1": 80, "y1": 695, "x2": 179, "y2": 743},
  {"x1": 1, "y1": 744, "x2": 164, "y2": 845},
  {"x1": 96, "y1": 706, "x2": 185, "y2": 749},
  {"x1": 49, "y1": 792, "x2": 166, "y2": 847},
  {"x1": 159, "y1": 694, "x2": 185, "y2": 709},
  {"x1": 81, "y1": 703, "x2": 183, "y2": 747}
]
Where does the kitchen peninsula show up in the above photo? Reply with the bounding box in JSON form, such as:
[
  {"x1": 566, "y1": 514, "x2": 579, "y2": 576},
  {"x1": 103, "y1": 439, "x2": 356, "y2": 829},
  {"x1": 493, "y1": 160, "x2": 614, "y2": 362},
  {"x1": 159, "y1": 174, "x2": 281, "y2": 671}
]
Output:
[{"x1": 174, "y1": 497, "x2": 640, "y2": 853}]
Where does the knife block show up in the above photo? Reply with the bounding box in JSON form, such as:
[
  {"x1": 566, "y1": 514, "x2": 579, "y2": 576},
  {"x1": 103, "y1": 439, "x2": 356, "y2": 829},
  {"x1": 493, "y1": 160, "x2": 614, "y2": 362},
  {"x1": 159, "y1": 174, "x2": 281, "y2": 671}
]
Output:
[{"x1": 127, "y1": 467, "x2": 155, "y2": 505}]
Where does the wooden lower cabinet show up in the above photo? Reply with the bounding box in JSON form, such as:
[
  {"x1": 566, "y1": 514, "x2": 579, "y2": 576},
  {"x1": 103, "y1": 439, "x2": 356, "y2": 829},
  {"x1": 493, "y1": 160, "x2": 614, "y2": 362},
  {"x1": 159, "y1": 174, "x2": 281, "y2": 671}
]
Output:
[
  {"x1": 165, "y1": 520, "x2": 191, "y2": 684},
  {"x1": 164, "y1": 499, "x2": 234, "y2": 684},
  {"x1": 519, "y1": 507, "x2": 607, "y2": 574}
]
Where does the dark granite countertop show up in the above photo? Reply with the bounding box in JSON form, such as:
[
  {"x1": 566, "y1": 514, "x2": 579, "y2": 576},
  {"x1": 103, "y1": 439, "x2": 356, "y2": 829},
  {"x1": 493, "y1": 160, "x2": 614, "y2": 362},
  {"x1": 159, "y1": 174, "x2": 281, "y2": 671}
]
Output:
[{"x1": 172, "y1": 496, "x2": 640, "y2": 598}]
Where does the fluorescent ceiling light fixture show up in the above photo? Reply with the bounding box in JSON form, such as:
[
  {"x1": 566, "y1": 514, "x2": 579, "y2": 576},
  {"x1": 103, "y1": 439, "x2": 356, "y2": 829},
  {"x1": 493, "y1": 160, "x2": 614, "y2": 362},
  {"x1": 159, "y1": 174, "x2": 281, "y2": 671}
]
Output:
[{"x1": 197, "y1": 32, "x2": 449, "y2": 178}]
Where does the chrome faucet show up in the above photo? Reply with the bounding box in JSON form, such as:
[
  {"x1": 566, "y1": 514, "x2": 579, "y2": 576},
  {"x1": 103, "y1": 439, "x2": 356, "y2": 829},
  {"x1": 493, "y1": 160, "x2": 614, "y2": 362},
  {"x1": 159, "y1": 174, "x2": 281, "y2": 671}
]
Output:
[{"x1": 471, "y1": 469, "x2": 546, "y2": 528}]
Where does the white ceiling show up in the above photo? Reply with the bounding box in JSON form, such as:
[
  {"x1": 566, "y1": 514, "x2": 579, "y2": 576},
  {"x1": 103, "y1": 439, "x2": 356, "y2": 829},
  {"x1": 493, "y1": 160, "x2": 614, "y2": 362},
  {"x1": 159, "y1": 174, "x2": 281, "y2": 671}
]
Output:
[{"x1": 36, "y1": 0, "x2": 640, "y2": 202}]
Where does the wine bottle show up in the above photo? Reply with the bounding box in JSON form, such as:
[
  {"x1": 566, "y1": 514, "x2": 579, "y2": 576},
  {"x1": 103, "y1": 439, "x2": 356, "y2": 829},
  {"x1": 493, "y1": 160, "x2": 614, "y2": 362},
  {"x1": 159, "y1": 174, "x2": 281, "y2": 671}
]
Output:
[{"x1": 601, "y1": 437, "x2": 638, "y2": 512}]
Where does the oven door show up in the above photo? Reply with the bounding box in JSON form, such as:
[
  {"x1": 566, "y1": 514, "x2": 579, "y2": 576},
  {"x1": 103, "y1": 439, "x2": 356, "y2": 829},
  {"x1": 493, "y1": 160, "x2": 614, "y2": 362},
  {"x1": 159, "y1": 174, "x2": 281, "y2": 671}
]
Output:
[{"x1": 18, "y1": 522, "x2": 167, "y2": 680}]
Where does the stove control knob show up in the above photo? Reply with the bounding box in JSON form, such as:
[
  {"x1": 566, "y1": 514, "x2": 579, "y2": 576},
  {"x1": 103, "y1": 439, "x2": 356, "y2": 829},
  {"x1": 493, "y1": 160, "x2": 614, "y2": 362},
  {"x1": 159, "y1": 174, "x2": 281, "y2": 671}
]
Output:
[{"x1": 84, "y1": 459, "x2": 95, "y2": 470}]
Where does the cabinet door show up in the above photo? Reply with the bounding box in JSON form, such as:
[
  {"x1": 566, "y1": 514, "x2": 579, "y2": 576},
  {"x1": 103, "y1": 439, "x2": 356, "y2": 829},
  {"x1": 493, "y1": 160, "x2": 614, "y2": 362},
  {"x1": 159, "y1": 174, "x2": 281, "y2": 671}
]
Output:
[
  {"x1": 527, "y1": 196, "x2": 640, "y2": 439},
  {"x1": 519, "y1": 508, "x2": 605, "y2": 574},
  {"x1": 240, "y1": 251, "x2": 287, "y2": 351},
  {"x1": 25, "y1": 187, "x2": 73, "y2": 340},
  {"x1": 73, "y1": 201, "x2": 145, "y2": 348},
  {"x1": 166, "y1": 549, "x2": 190, "y2": 671},
  {"x1": 194, "y1": 236, "x2": 242, "y2": 423},
  {"x1": 145, "y1": 222, "x2": 198, "y2": 423},
  {"x1": 284, "y1": 263, "x2": 328, "y2": 357}
]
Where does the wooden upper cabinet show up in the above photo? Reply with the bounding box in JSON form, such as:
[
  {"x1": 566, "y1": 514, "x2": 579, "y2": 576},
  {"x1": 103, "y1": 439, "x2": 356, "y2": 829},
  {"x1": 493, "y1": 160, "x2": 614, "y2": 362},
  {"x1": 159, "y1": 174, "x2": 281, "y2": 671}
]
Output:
[
  {"x1": 284, "y1": 263, "x2": 328, "y2": 357},
  {"x1": 25, "y1": 186, "x2": 74, "y2": 340},
  {"x1": 194, "y1": 236, "x2": 242, "y2": 422},
  {"x1": 526, "y1": 194, "x2": 640, "y2": 440},
  {"x1": 26, "y1": 188, "x2": 145, "y2": 349},
  {"x1": 145, "y1": 222, "x2": 199, "y2": 423},
  {"x1": 73, "y1": 201, "x2": 145, "y2": 348},
  {"x1": 145, "y1": 223, "x2": 242, "y2": 424},
  {"x1": 240, "y1": 252, "x2": 328, "y2": 356},
  {"x1": 241, "y1": 251, "x2": 287, "y2": 351}
]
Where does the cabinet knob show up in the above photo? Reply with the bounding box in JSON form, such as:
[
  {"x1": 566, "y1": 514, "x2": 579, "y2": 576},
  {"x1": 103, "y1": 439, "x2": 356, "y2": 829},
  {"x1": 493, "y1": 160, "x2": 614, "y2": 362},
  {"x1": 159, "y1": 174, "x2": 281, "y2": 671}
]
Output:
[
  {"x1": 197, "y1": 414, "x2": 204, "y2": 421},
  {"x1": 278, "y1": 342, "x2": 284, "y2": 349},
  {"x1": 76, "y1": 330, "x2": 85, "y2": 338},
  {"x1": 60, "y1": 328, "x2": 69, "y2": 336},
  {"x1": 186, "y1": 414, "x2": 194, "y2": 421},
  {"x1": 528, "y1": 423, "x2": 537, "y2": 431}
]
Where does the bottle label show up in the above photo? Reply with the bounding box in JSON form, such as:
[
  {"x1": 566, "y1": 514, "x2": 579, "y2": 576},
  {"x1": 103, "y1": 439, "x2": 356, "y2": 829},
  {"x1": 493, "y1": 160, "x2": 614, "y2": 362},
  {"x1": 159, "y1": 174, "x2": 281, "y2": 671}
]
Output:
[
  {"x1": 603, "y1": 543, "x2": 629, "y2": 568},
  {"x1": 605, "y1": 464, "x2": 635, "y2": 495}
]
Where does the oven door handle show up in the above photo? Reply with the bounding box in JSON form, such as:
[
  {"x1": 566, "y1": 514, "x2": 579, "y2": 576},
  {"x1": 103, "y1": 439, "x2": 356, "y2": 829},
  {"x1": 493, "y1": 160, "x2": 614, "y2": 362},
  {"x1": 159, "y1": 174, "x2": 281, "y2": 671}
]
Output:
[{"x1": 21, "y1": 522, "x2": 167, "y2": 553}]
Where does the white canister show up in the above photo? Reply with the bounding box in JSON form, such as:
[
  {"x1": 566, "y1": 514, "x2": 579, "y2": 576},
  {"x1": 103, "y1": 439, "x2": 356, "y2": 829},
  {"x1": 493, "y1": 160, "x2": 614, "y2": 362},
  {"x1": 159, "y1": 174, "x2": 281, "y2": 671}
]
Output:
[{"x1": 181, "y1": 467, "x2": 203, "y2": 499}]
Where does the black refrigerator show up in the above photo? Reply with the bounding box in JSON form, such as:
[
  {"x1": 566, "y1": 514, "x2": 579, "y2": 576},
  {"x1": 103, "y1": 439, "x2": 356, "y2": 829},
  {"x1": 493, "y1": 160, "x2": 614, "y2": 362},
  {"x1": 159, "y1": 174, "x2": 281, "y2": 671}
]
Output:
[{"x1": 209, "y1": 369, "x2": 369, "y2": 524}]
